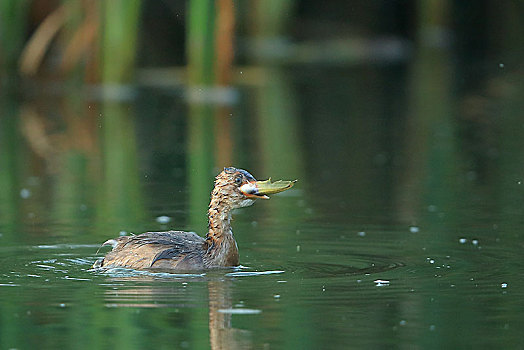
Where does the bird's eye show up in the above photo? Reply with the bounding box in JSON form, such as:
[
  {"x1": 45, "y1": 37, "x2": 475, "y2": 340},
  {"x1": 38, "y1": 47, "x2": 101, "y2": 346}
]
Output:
[{"x1": 235, "y1": 176, "x2": 243, "y2": 185}]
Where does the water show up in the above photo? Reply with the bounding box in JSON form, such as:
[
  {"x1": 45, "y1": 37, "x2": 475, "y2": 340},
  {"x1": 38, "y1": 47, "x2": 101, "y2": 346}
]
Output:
[
  {"x1": 2, "y1": 176, "x2": 524, "y2": 349},
  {"x1": 1, "y1": 61, "x2": 524, "y2": 348}
]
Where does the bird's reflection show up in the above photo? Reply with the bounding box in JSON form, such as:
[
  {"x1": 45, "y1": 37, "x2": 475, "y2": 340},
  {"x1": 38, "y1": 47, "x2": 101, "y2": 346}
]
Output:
[{"x1": 103, "y1": 273, "x2": 252, "y2": 349}]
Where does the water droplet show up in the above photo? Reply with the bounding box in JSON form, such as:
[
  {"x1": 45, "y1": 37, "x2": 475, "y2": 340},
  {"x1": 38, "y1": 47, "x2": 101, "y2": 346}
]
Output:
[
  {"x1": 156, "y1": 215, "x2": 171, "y2": 224},
  {"x1": 501, "y1": 283, "x2": 508, "y2": 288},
  {"x1": 20, "y1": 188, "x2": 31, "y2": 199},
  {"x1": 119, "y1": 231, "x2": 127, "y2": 236},
  {"x1": 296, "y1": 245, "x2": 301, "y2": 252},
  {"x1": 409, "y1": 226, "x2": 419, "y2": 233},
  {"x1": 499, "y1": 63, "x2": 504, "y2": 68},
  {"x1": 459, "y1": 238, "x2": 467, "y2": 244}
]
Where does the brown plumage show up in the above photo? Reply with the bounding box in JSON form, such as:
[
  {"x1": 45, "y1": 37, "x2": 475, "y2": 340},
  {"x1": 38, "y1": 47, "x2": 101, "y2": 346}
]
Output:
[{"x1": 93, "y1": 167, "x2": 295, "y2": 271}]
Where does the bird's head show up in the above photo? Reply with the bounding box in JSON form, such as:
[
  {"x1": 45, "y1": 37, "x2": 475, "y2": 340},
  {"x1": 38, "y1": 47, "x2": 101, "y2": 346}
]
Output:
[{"x1": 212, "y1": 167, "x2": 296, "y2": 209}]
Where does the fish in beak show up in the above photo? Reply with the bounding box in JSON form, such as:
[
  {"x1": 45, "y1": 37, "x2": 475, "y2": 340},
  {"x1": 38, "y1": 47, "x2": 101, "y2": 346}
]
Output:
[{"x1": 240, "y1": 178, "x2": 296, "y2": 199}]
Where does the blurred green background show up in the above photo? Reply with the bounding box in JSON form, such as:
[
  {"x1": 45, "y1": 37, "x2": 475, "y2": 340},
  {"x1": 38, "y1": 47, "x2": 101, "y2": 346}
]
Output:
[
  {"x1": 1, "y1": 0, "x2": 522, "y2": 236},
  {"x1": 1, "y1": 1, "x2": 524, "y2": 349}
]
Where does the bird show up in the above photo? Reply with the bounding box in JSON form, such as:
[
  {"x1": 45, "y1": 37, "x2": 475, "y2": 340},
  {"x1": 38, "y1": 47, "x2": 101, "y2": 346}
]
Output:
[{"x1": 93, "y1": 167, "x2": 295, "y2": 271}]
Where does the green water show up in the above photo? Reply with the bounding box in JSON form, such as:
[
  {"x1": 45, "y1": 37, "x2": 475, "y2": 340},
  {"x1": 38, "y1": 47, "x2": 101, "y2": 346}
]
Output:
[
  {"x1": 1, "y1": 61, "x2": 524, "y2": 349},
  {"x1": 2, "y1": 170, "x2": 524, "y2": 349}
]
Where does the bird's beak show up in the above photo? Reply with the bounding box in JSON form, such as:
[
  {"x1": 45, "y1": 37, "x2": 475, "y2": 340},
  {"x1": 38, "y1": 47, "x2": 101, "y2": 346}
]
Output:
[{"x1": 240, "y1": 178, "x2": 297, "y2": 199}]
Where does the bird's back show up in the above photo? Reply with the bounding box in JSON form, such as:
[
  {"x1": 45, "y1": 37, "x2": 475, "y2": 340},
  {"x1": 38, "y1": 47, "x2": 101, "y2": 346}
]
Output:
[{"x1": 94, "y1": 231, "x2": 206, "y2": 270}]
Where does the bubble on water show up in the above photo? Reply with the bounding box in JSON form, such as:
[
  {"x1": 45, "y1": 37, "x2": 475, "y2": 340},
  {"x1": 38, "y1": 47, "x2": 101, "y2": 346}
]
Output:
[
  {"x1": 357, "y1": 231, "x2": 366, "y2": 237},
  {"x1": 501, "y1": 283, "x2": 508, "y2": 288},
  {"x1": 156, "y1": 215, "x2": 171, "y2": 224},
  {"x1": 429, "y1": 260, "x2": 435, "y2": 264},
  {"x1": 428, "y1": 205, "x2": 437, "y2": 212},
  {"x1": 409, "y1": 226, "x2": 420, "y2": 233},
  {"x1": 429, "y1": 325, "x2": 436, "y2": 331},
  {"x1": 459, "y1": 238, "x2": 467, "y2": 244},
  {"x1": 119, "y1": 231, "x2": 127, "y2": 236},
  {"x1": 79, "y1": 204, "x2": 87, "y2": 211},
  {"x1": 296, "y1": 245, "x2": 301, "y2": 252},
  {"x1": 374, "y1": 279, "x2": 390, "y2": 287},
  {"x1": 471, "y1": 239, "x2": 479, "y2": 246},
  {"x1": 499, "y1": 63, "x2": 504, "y2": 68},
  {"x1": 274, "y1": 294, "x2": 280, "y2": 299},
  {"x1": 20, "y1": 188, "x2": 31, "y2": 199},
  {"x1": 399, "y1": 320, "x2": 407, "y2": 326}
]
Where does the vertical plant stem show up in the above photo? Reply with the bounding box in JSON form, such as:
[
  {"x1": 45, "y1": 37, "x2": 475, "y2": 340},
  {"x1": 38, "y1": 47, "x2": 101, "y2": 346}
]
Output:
[
  {"x1": 187, "y1": 0, "x2": 216, "y2": 85},
  {"x1": 0, "y1": 0, "x2": 30, "y2": 79},
  {"x1": 214, "y1": 0, "x2": 235, "y2": 166},
  {"x1": 186, "y1": 0, "x2": 217, "y2": 236},
  {"x1": 100, "y1": 0, "x2": 141, "y2": 83}
]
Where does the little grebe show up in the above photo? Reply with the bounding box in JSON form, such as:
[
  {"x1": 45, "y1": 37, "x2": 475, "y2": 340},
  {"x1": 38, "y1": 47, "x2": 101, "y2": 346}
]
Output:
[{"x1": 93, "y1": 167, "x2": 295, "y2": 270}]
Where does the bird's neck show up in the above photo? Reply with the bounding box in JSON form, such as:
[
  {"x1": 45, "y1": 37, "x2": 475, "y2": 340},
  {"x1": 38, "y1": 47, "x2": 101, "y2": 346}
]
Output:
[{"x1": 204, "y1": 197, "x2": 239, "y2": 266}]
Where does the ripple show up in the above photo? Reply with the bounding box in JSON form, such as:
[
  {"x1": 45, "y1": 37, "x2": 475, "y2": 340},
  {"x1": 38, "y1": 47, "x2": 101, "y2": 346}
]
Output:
[
  {"x1": 35, "y1": 244, "x2": 101, "y2": 249},
  {"x1": 95, "y1": 267, "x2": 207, "y2": 279},
  {"x1": 218, "y1": 308, "x2": 262, "y2": 314},
  {"x1": 284, "y1": 254, "x2": 405, "y2": 278},
  {"x1": 226, "y1": 270, "x2": 285, "y2": 277}
]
